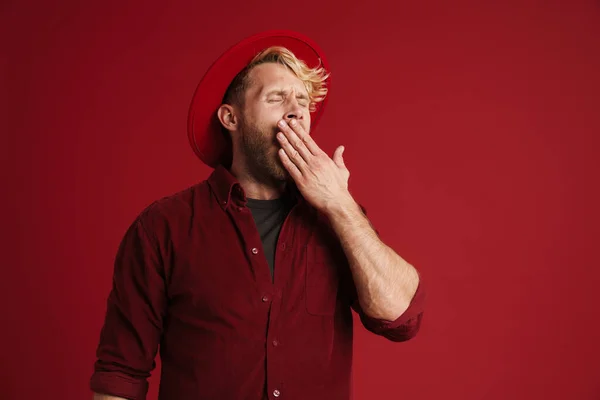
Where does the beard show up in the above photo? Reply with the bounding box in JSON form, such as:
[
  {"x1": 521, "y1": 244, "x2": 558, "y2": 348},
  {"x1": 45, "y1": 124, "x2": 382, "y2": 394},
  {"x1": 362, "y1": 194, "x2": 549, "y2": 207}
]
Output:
[{"x1": 239, "y1": 119, "x2": 290, "y2": 184}]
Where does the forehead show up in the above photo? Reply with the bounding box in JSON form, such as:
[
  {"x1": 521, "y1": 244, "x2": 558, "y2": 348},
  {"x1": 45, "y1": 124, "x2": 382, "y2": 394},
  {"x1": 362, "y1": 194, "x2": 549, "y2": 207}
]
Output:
[{"x1": 248, "y1": 63, "x2": 307, "y2": 94}]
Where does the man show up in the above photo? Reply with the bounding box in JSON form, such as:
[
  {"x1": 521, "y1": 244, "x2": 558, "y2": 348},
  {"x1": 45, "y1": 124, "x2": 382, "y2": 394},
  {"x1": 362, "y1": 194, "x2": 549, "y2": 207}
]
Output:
[{"x1": 90, "y1": 30, "x2": 425, "y2": 400}]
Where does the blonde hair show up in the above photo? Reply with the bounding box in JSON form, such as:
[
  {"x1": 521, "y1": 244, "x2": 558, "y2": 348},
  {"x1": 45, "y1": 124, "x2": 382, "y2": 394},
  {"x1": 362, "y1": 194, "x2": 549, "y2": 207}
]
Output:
[{"x1": 223, "y1": 46, "x2": 330, "y2": 112}]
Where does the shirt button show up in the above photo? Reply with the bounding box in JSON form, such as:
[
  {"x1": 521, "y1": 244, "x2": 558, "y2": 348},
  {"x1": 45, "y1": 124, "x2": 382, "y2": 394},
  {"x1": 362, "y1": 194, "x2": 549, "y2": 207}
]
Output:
[
  {"x1": 281, "y1": 243, "x2": 286, "y2": 250},
  {"x1": 251, "y1": 247, "x2": 259, "y2": 255},
  {"x1": 237, "y1": 206, "x2": 243, "y2": 211},
  {"x1": 272, "y1": 340, "x2": 279, "y2": 347},
  {"x1": 273, "y1": 389, "x2": 281, "y2": 397},
  {"x1": 262, "y1": 295, "x2": 269, "y2": 302}
]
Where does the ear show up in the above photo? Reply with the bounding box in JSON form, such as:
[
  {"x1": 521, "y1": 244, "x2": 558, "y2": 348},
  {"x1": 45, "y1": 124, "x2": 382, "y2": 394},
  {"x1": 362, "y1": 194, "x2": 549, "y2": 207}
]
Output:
[{"x1": 217, "y1": 104, "x2": 239, "y2": 132}]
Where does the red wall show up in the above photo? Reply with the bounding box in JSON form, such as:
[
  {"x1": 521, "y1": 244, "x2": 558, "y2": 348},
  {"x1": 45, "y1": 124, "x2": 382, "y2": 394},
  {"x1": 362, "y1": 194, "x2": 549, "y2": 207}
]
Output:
[{"x1": 3, "y1": 1, "x2": 600, "y2": 399}]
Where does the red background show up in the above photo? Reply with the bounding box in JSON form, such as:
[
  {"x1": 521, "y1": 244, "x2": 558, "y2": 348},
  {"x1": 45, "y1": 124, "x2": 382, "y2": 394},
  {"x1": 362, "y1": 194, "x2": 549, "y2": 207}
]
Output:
[{"x1": 3, "y1": 1, "x2": 600, "y2": 399}]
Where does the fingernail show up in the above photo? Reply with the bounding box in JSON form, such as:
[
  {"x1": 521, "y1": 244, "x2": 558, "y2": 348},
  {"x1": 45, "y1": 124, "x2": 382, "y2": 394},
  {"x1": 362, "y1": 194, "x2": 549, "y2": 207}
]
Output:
[
  {"x1": 290, "y1": 119, "x2": 296, "y2": 126},
  {"x1": 278, "y1": 120, "x2": 286, "y2": 127}
]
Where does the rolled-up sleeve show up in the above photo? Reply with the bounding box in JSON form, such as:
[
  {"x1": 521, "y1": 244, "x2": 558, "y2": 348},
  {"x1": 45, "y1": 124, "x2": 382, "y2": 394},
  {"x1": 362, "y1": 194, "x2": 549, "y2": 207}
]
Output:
[
  {"x1": 352, "y1": 279, "x2": 426, "y2": 342},
  {"x1": 90, "y1": 213, "x2": 167, "y2": 399}
]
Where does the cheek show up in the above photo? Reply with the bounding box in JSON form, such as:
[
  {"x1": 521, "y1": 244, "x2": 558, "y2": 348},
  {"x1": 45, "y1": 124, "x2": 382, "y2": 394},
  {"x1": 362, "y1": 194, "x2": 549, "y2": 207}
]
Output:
[{"x1": 250, "y1": 103, "x2": 274, "y2": 120}]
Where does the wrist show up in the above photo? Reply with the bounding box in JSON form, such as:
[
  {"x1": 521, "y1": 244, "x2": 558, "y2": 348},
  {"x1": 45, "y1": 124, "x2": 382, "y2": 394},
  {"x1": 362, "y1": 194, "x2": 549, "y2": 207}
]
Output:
[{"x1": 324, "y1": 194, "x2": 361, "y2": 221}]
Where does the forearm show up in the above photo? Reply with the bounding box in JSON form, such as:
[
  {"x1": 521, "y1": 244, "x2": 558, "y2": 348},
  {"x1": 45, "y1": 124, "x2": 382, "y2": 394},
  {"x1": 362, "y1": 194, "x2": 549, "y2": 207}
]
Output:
[
  {"x1": 325, "y1": 196, "x2": 420, "y2": 321},
  {"x1": 93, "y1": 393, "x2": 128, "y2": 400}
]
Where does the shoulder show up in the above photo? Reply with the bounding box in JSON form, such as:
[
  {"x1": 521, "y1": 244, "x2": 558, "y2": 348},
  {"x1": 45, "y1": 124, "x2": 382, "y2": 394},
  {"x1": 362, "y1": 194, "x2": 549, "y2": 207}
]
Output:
[{"x1": 135, "y1": 179, "x2": 212, "y2": 233}]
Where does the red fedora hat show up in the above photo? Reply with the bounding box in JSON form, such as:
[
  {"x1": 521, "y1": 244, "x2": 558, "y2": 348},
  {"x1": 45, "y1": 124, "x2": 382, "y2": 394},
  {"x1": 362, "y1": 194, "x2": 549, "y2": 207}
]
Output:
[{"x1": 187, "y1": 30, "x2": 331, "y2": 168}]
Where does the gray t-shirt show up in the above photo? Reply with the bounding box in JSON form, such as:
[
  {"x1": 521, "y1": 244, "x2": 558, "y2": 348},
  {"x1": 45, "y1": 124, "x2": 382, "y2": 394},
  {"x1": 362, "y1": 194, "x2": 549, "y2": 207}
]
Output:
[{"x1": 246, "y1": 190, "x2": 295, "y2": 282}]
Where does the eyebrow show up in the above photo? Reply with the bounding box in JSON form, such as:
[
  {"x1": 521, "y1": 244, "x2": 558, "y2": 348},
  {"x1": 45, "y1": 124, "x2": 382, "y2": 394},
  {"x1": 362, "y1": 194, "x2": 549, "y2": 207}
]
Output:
[{"x1": 265, "y1": 89, "x2": 309, "y2": 101}]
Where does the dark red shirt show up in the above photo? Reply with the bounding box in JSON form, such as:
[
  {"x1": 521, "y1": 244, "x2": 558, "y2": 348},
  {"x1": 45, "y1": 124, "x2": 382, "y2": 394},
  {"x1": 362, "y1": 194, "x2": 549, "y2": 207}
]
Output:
[{"x1": 90, "y1": 165, "x2": 425, "y2": 400}]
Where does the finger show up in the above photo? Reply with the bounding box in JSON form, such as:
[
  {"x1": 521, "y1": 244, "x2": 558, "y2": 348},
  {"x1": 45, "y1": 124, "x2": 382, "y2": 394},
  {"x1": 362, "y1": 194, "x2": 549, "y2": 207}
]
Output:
[
  {"x1": 278, "y1": 120, "x2": 318, "y2": 159},
  {"x1": 277, "y1": 131, "x2": 308, "y2": 173},
  {"x1": 333, "y1": 145, "x2": 346, "y2": 168},
  {"x1": 278, "y1": 148, "x2": 302, "y2": 180},
  {"x1": 288, "y1": 119, "x2": 323, "y2": 156}
]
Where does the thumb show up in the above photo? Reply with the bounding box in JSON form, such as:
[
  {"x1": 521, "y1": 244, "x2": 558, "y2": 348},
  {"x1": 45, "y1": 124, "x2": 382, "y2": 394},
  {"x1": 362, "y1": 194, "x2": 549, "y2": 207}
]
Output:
[{"x1": 333, "y1": 145, "x2": 345, "y2": 168}]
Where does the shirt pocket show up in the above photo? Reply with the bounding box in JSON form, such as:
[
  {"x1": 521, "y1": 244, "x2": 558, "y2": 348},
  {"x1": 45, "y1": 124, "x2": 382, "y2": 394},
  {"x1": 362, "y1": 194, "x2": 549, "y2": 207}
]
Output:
[{"x1": 305, "y1": 244, "x2": 340, "y2": 316}]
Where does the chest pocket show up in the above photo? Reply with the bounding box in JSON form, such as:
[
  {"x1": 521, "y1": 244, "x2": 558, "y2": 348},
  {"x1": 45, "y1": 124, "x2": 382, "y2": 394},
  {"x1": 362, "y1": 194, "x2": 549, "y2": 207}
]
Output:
[{"x1": 305, "y1": 244, "x2": 341, "y2": 316}]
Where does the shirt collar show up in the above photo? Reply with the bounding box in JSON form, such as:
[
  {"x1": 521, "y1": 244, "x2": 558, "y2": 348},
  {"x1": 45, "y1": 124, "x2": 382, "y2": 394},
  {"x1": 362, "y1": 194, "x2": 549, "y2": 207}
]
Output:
[{"x1": 207, "y1": 164, "x2": 304, "y2": 210}]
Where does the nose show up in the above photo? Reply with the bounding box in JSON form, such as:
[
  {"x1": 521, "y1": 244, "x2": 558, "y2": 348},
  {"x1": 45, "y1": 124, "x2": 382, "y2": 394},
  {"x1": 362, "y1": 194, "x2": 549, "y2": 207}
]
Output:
[
  {"x1": 283, "y1": 97, "x2": 304, "y2": 124},
  {"x1": 284, "y1": 112, "x2": 301, "y2": 122}
]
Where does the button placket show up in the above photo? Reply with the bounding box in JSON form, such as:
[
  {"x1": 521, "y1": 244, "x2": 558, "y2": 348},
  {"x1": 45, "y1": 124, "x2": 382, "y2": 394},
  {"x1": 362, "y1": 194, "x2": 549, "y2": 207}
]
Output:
[{"x1": 225, "y1": 199, "x2": 272, "y2": 286}]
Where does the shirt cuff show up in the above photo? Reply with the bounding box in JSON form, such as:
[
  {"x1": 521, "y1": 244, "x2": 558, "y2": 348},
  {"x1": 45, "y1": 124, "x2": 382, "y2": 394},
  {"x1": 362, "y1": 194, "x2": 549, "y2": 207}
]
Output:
[
  {"x1": 357, "y1": 278, "x2": 426, "y2": 341},
  {"x1": 90, "y1": 370, "x2": 149, "y2": 400}
]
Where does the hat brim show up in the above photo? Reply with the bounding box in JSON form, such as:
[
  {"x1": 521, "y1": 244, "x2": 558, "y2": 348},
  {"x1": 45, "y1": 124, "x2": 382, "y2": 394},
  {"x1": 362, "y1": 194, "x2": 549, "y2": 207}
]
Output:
[{"x1": 187, "y1": 30, "x2": 330, "y2": 168}]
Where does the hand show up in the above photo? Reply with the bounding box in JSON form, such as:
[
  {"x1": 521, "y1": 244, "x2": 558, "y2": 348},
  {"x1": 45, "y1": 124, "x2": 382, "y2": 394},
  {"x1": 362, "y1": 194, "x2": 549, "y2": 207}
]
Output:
[{"x1": 276, "y1": 118, "x2": 353, "y2": 214}]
